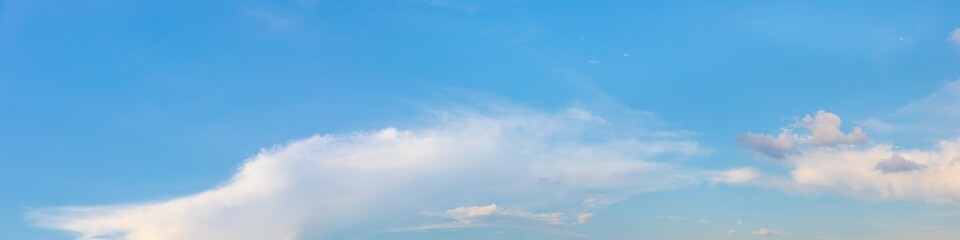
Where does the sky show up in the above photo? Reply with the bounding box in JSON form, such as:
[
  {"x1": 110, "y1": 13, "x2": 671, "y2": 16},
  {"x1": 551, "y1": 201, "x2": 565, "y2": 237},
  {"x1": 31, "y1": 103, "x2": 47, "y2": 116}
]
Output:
[{"x1": 2, "y1": 0, "x2": 960, "y2": 239}]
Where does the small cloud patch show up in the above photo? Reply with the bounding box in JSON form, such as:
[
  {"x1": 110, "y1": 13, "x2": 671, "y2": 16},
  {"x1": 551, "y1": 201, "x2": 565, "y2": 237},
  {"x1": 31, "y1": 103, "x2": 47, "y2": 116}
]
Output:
[{"x1": 875, "y1": 154, "x2": 926, "y2": 173}]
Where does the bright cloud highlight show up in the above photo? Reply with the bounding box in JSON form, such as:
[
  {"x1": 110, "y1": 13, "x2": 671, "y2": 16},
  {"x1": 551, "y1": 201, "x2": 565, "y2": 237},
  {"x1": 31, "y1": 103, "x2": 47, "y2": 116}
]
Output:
[{"x1": 31, "y1": 105, "x2": 710, "y2": 240}]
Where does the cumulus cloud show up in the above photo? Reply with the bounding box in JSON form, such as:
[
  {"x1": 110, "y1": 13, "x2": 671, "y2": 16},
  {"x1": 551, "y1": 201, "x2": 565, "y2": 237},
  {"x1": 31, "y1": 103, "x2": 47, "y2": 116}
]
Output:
[
  {"x1": 737, "y1": 110, "x2": 960, "y2": 204},
  {"x1": 751, "y1": 227, "x2": 780, "y2": 236},
  {"x1": 30, "y1": 105, "x2": 710, "y2": 240},
  {"x1": 738, "y1": 110, "x2": 866, "y2": 159},
  {"x1": 797, "y1": 110, "x2": 867, "y2": 146}
]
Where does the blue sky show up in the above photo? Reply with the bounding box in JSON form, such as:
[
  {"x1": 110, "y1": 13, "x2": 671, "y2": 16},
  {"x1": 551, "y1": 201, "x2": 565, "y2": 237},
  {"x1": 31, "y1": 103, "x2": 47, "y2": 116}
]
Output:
[{"x1": 2, "y1": 0, "x2": 960, "y2": 239}]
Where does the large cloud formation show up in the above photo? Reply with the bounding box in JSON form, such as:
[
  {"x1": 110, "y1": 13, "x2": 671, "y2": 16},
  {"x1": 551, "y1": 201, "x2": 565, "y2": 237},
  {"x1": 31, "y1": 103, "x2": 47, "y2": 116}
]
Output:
[
  {"x1": 738, "y1": 110, "x2": 960, "y2": 204},
  {"x1": 31, "y1": 105, "x2": 710, "y2": 240}
]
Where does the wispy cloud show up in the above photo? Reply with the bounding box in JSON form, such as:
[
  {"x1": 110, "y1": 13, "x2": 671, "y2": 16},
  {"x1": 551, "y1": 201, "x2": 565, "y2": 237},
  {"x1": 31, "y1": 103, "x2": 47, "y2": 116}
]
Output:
[
  {"x1": 901, "y1": 80, "x2": 960, "y2": 118},
  {"x1": 862, "y1": 80, "x2": 960, "y2": 139},
  {"x1": 950, "y1": 28, "x2": 960, "y2": 46},
  {"x1": 656, "y1": 215, "x2": 711, "y2": 224},
  {"x1": 412, "y1": 204, "x2": 590, "y2": 237},
  {"x1": 31, "y1": 103, "x2": 710, "y2": 240},
  {"x1": 657, "y1": 215, "x2": 689, "y2": 221}
]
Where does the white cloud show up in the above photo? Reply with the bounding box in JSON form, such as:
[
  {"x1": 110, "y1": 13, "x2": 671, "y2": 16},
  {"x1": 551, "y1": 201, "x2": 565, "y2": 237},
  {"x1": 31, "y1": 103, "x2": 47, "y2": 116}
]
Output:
[
  {"x1": 581, "y1": 194, "x2": 621, "y2": 208},
  {"x1": 445, "y1": 204, "x2": 500, "y2": 224},
  {"x1": 575, "y1": 212, "x2": 594, "y2": 224},
  {"x1": 416, "y1": 204, "x2": 588, "y2": 237},
  {"x1": 737, "y1": 110, "x2": 960, "y2": 204},
  {"x1": 738, "y1": 110, "x2": 866, "y2": 159},
  {"x1": 31, "y1": 105, "x2": 709, "y2": 240},
  {"x1": 950, "y1": 28, "x2": 960, "y2": 46},
  {"x1": 797, "y1": 110, "x2": 867, "y2": 146},
  {"x1": 709, "y1": 168, "x2": 759, "y2": 184},
  {"x1": 751, "y1": 227, "x2": 780, "y2": 236}
]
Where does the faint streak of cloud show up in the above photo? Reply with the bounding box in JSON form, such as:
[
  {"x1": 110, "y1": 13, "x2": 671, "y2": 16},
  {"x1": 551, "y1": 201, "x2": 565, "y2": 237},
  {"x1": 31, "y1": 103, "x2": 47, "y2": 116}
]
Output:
[{"x1": 413, "y1": 204, "x2": 590, "y2": 237}]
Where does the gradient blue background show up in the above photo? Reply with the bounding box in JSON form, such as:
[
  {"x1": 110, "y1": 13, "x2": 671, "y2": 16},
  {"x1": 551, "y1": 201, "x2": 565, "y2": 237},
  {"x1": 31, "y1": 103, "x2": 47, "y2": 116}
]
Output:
[{"x1": 2, "y1": 0, "x2": 960, "y2": 239}]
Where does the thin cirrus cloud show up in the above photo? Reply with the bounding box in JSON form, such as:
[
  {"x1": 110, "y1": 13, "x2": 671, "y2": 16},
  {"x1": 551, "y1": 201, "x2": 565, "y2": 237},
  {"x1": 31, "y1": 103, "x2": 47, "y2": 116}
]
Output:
[
  {"x1": 858, "y1": 80, "x2": 960, "y2": 143},
  {"x1": 412, "y1": 204, "x2": 592, "y2": 237},
  {"x1": 837, "y1": 81, "x2": 960, "y2": 166},
  {"x1": 736, "y1": 108, "x2": 960, "y2": 204},
  {"x1": 30, "y1": 103, "x2": 715, "y2": 240},
  {"x1": 655, "y1": 215, "x2": 711, "y2": 224},
  {"x1": 901, "y1": 80, "x2": 960, "y2": 118}
]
